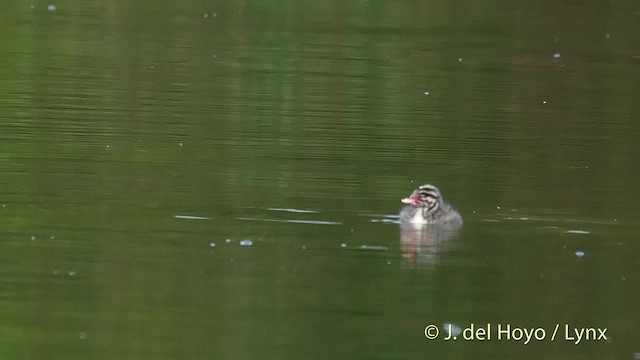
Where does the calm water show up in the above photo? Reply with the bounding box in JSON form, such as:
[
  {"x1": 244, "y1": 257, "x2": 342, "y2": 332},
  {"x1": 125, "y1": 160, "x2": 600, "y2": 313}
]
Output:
[{"x1": 1, "y1": 1, "x2": 639, "y2": 359}]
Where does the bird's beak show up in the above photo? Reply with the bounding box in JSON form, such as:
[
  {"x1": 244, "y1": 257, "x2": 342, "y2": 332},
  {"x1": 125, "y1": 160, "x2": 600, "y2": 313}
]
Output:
[{"x1": 401, "y1": 193, "x2": 420, "y2": 204}]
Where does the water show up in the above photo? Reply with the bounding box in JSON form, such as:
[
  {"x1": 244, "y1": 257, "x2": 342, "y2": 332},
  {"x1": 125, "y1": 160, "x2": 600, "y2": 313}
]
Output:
[{"x1": 1, "y1": 1, "x2": 639, "y2": 359}]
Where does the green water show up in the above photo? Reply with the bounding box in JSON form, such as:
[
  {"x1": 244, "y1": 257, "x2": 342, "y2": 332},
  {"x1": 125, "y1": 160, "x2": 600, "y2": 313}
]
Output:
[{"x1": 1, "y1": 1, "x2": 639, "y2": 359}]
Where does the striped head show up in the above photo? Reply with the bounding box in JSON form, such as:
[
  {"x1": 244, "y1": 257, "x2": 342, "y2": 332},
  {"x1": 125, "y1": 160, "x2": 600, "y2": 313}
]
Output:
[{"x1": 401, "y1": 184, "x2": 442, "y2": 212}]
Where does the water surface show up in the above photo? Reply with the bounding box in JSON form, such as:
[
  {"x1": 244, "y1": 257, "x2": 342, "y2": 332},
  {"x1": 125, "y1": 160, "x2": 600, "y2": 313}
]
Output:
[{"x1": 1, "y1": 1, "x2": 639, "y2": 359}]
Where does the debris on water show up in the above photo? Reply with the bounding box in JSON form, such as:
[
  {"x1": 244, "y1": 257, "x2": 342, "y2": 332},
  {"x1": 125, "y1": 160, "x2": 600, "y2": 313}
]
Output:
[
  {"x1": 225, "y1": 238, "x2": 232, "y2": 243},
  {"x1": 443, "y1": 323, "x2": 462, "y2": 337},
  {"x1": 496, "y1": 206, "x2": 501, "y2": 210},
  {"x1": 340, "y1": 243, "x2": 347, "y2": 248},
  {"x1": 575, "y1": 250, "x2": 585, "y2": 258},
  {"x1": 566, "y1": 230, "x2": 590, "y2": 234},
  {"x1": 553, "y1": 53, "x2": 561, "y2": 59},
  {"x1": 178, "y1": 142, "x2": 183, "y2": 147},
  {"x1": 31, "y1": 235, "x2": 36, "y2": 241},
  {"x1": 542, "y1": 100, "x2": 547, "y2": 104},
  {"x1": 209, "y1": 242, "x2": 216, "y2": 248},
  {"x1": 47, "y1": 4, "x2": 56, "y2": 12},
  {"x1": 239, "y1": 239, "x2": 253, "y2": 246},
  {"x1": 458, "y1": 57, "x2": 463, "y2": 63},
  {"x1": 424, "y1": 90, "x2": 430, "y2": 96}
]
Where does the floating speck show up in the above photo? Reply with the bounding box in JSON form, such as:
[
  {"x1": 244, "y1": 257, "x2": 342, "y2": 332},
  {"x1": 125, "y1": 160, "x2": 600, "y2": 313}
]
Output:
[
  {"x1": 2, "y1": 204, "x2": 5, "y2": 207},
  {"x1": 78, "y1": 332, "x2": 87, "y2": 340},
  {"x1": 49, "y1": 236, "x2": 55, "y2": 240},
  {"x1": 106, "y1": 145, "x2": 110, "y2": 149},
  {"x1": 178, "y1": 142, "x2": 183, "y2": 147},
  {"x1": 542, "y1": 99, "x2": 547, "y2": 104},
  {"x1": 301, "y1": 245, "x2": 306, "y2": 250},
  {"x1": 31, "y1": 235, "x2": 37, "y2": 241},
  {"x1": 575, "y1": 250, "x2": 585, "y2": 258},
  {"x1": 225, "y1": 238, "x2": 232, "y2": 243},
  {"x1": 209, "y1": 242, "x2": 216, "y2": 248},
  {"x1": 458, "y1": 57, "x2": 463, "y2": 63},
  {"x1": 553, "y1": 53, "x2": 561, "y2": 59},
  {"x1": 47, "y1": 4, "x2": 56, "y2": 12},
  {"x1": 605, "y1": 33, "x2": 611, "y2": 39},
  {"x1": 496, "y1": 206, "x2": 501, "y2": 210},
  {"x1": 340, "y1": 243, "x2": 347, "y2": 248},
  {"x1": 203, "y1": 13, "x2": 208, "y2": 18},
  {"x1": 424, "y1": 91, "x2": 430, "y2": 96},
  {"x1": 443, "y1": 323, "x2": 462, "y2": 337},
  {"x1": 239, "y1": 239, "x2": 253, "y2": 246},
  {"x1": 68, "y1": 270, "x2": 76, "y2": 276}
]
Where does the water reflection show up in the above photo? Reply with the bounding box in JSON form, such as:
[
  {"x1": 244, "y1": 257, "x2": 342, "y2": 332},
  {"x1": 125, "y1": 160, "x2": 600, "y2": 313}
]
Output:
[{"x1": 400, "y1": 223, "x2": 461, "y2": 266}]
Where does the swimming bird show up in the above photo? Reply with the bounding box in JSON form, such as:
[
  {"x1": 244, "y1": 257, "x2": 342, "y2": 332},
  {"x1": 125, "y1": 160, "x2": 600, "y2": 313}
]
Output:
[{"x1": 399, "y1": 184, "x2": 462, "y2": 226}]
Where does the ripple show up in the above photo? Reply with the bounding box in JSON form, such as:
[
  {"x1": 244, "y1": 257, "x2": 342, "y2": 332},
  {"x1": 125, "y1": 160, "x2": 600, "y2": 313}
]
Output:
[
  {"x1": 354, "y1": 245, "x2": 388, "y2": 251},
  {"x1": 236, "y1": 217, "x2": 341, "y2": 225},
  {"x1": 566, "y1": 230, "x2": 590, "y2": 234},
  {"x1": 174, "y1": 215, "x2": 209, "y2": 220},
  {"x1": 267, "y1": 207, "x2": 318, "y2": 214}
]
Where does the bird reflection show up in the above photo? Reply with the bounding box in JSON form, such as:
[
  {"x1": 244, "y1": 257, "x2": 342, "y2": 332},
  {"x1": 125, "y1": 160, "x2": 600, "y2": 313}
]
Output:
[{"x1": 400, "y1": 223, "x2": 461, "y2": 266}]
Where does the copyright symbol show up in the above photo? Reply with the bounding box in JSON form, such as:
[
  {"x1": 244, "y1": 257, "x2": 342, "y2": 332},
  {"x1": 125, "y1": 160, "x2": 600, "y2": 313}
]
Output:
[{"x1": 424, "y1": 325, "x2": 439, "y2": 340}]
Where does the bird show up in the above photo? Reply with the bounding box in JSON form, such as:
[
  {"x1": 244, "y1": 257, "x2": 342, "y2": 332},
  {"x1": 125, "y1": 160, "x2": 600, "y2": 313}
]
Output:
[{"x1": 399, "y1": 184, "x2": 462, "y2": 226}]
